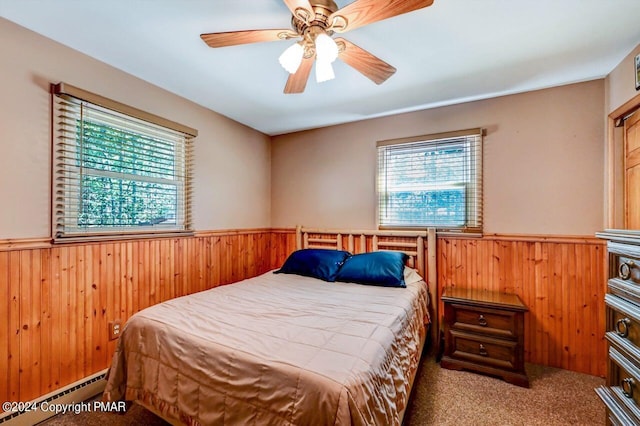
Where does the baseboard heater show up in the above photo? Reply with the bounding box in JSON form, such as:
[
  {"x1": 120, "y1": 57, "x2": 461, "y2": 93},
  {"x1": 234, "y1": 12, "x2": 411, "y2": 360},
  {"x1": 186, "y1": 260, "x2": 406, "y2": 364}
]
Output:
[{"x1": 0, "y1": 369, "x2": 107, "y2": 425}]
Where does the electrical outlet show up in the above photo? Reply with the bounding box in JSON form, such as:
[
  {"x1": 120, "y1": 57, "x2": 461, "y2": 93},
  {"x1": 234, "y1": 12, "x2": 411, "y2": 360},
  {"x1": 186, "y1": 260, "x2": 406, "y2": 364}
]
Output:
[{"x1": 109, "y1": 319, "x2": 122, "y2": 340}]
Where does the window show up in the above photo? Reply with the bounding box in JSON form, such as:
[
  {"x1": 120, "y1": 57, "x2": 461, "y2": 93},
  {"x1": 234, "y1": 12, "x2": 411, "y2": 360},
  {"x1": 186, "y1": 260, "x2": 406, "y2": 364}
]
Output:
[
  {"x1": 52, "y1": 83, "x2": 196, "y2": 242},
  {"x1": 377, "y1": 129, "x2": 483, "y2": 232}
]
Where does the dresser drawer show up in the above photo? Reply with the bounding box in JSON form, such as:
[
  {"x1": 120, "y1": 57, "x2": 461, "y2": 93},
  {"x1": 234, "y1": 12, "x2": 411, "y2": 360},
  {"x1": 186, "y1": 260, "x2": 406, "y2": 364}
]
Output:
[
  {"x1": 596, "y1": 231, "x2": 640, "y2": 422},
  {"x1": 606, "y1": 294, "x2": 640, "y2": 352},
  {"x1": 448, "y1": 303, "x2": 518, "y2": 339},
  {"x1": 605, "y1": 345, "x2": 640, "y2": 419},
  {"x1": 596, "y1": 386, "x2": 640, "y2": 426},
  {"x1": 614, "y1": 254, "x2": 640, "y2": 284},
  {"x1": 449, "y1": 329, "x2": 518, "y2": 370},
  {"x1": 608, "y1": 241, "x2": 640, "y2": 303},
  {"x1": 609, "y1": 278, "x2": 640, "y2": 308}
]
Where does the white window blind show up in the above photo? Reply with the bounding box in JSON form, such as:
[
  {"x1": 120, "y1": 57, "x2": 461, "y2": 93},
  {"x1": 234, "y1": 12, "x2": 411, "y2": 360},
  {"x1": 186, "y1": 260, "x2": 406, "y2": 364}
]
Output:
[
  {"x1": 52, "y1": 83, "x2": 195, "y2": 242},
  {"x1": 377, "y1": 129, "x2": 483, "y2": 232}
]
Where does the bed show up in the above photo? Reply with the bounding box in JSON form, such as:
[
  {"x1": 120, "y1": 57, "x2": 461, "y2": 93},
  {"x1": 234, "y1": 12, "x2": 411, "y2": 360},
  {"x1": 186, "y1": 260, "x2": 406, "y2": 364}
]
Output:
[{"x1": 103, "y1": 227, "x2": 437, "y2": 425}]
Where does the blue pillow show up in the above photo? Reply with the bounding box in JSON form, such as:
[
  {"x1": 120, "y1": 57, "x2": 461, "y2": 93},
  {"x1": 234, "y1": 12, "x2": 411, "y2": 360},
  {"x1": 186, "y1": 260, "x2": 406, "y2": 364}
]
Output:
[
  {"x1": 335, "y1": 251, "x2": 408, "y2": 287},
  {"x1": 274, "y1": 249, "x2": 351, "y2": 282}
]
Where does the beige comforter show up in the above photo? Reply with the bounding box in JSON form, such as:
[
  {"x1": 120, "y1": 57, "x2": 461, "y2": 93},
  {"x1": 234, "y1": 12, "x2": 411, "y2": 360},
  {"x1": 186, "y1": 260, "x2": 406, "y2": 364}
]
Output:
[{"x1": 103, "y1": 270, "x2": 429, "y2": 426}]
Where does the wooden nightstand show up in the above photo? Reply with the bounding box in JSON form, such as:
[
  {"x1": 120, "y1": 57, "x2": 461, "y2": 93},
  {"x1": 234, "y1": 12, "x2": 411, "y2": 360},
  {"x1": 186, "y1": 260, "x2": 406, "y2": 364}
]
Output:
[{"x1": 440, "y1": 287, "x2": 529, "y2": 387}]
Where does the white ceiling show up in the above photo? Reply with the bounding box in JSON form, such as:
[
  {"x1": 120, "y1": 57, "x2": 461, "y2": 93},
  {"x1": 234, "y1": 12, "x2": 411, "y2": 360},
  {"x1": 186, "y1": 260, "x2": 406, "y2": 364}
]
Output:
[{"x1": 1, "y1": 0, "x2": 640, "y2": 136}]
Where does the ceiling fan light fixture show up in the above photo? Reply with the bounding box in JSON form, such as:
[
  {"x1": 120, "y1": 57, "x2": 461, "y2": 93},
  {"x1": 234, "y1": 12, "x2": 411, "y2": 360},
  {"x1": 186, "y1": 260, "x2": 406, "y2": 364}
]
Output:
[
  {"x1": 315, "y1": 32, "x2": 338, "y2": 63},
  {"x1": 279, "y1": 42, "x2": 304, "y2": 74},
  {"x1": 202, "y1": 0, "x2": 434, "y2": 94},
  {"x1": 315, "y1": 58, "x2": 335, "y2": 83}
]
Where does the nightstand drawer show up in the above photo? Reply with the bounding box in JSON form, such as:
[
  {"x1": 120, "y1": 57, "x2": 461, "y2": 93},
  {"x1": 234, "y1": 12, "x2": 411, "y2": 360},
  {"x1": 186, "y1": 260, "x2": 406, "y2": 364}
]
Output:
[
  {"x1": 441, "y1": 287, "x2": 528, "y2": 387},
  {"x1": 449, "y1": 303, "x2": 518, "y2": 339},
  {"x1": 449, "y1": 329, "x2": 518, "y2": 371}
]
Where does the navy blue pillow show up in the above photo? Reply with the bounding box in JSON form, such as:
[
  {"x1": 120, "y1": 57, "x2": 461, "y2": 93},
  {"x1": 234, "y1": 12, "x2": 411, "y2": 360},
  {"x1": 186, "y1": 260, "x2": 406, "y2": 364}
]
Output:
[
  {"x1": 335, "y1": 251, "x2": 408, "y2": 287},
  {"x1": 274, "y1": 249, "x2": 351, "y2": 282}
]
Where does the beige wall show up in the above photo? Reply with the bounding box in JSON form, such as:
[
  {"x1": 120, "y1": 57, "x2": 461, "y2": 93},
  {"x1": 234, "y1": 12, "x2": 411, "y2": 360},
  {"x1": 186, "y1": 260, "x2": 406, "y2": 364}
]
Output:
[
  {"x1": 0, "y1": 18, "x2": 271, "y2": 239},
  {"x1": 0, "y1": 16, "x2": 611, "y2": 238},
  {"x1": 272, "y1": 80, "x2": 605, "y2": 235},
  {"x1": 607, "y1": 43, "x2": 640, "y2": 114}
]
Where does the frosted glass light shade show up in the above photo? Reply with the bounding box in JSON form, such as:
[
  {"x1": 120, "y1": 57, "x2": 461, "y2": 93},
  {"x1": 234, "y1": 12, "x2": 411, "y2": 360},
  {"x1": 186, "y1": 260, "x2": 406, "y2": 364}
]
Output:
[
  {"x1": 279, "y1": 43, "x2": 304, "y2": 74},
  {"x1": 315, "y1": 58, "x2": 335, "y2": 83},
  {"x1": 315, "y1": 33, "x2": 338, "y2": 63}
]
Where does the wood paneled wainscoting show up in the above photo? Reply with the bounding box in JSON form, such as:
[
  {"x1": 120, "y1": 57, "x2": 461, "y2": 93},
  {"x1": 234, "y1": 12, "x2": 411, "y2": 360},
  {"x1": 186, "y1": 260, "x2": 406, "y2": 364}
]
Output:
[
  {"x1": 438, "y1": 234, "x2": 607, "y2": 377},
  {"x1": 0, "y1": 228, "x2": 606, "y2": 408},
  {"x1": 0, "y1": 229, "x2": 293, "y2": 405}
]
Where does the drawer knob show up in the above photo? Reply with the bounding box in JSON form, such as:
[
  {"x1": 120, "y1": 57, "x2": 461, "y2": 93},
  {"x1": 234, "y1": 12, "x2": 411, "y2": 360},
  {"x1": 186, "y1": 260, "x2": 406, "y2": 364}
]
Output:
[
  {"x1": 478, "y1": 315, "x2": 488, "y2": 326},
  {"x1": 619, "y1": 261, "x2": 635, "y2": 280},
  {"x1": 616, "y1": 318, "x2": 631, "y2": 338},
  {"x1": 479, "y1": 344, "x2": 488, "y2": 357},
  {"x1": 622, "y1": 377, "x2": 635, "y2": 398}
]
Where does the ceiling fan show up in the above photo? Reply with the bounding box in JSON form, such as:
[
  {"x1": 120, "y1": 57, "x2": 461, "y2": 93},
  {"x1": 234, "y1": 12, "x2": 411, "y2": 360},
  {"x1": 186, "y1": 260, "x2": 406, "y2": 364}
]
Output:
[{"x1": 200, "y1": 0, "x2": 435, "y2": 94}]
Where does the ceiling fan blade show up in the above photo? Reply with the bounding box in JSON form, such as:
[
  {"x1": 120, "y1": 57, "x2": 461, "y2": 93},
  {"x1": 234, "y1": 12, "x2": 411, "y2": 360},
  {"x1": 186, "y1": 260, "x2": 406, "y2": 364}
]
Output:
[
  {"x1": 284, "y1": 55, "x2": 314, "y2": 94},
  {"x1": 201, "y1": 29, "x2": 298, "y2": 48},
  {"x1": 330, "y1": 0, "x2": 434, "y2": 33},
  {"x1": 282, "y1": 0, "x2": 315, "y2": 23},
  {"x1": 336, "y1": 38, "x2": 396, "y2": 85}
]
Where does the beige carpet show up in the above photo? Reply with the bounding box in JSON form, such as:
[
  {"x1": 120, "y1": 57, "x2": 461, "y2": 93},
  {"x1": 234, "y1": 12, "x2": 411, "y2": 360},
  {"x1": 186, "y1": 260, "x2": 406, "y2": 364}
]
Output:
[
  {"x1": 403, "y1": 357, "x2": 605, "y2": 425},
  {"x1": 40, "y1": 356, "x2": 605, "y2": 426}
]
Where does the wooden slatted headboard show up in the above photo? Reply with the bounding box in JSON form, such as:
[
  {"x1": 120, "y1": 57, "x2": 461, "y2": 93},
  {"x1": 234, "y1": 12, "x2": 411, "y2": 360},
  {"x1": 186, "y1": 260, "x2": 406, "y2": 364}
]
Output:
[{"x1": 296, "y1": 226, "x2": 438, "y2": 348}]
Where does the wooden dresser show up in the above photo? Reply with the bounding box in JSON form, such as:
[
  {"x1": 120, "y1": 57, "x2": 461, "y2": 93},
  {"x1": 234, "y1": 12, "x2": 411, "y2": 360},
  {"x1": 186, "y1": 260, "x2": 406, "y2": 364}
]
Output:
[
  {"x1": 440, "y1": 287, "x2": 529, "y2": 387},
  {"x1": 596, "y1": 230, "x2": 640, "y2": 424}
]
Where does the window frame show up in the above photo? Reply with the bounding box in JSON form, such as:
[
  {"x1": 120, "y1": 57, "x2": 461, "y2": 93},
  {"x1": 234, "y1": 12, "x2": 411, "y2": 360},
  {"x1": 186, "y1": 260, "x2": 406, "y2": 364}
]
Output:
[
  {"x1": 51, "y1": 82, "x2": 197, "y2": 243},
  {"x1": 376, "y1": 128, "x2": 483, "y2": 234}
]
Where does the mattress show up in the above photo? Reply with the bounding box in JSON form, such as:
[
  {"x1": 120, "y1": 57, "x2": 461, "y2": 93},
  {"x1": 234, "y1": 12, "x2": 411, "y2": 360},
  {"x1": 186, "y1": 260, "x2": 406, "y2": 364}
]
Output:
[{"x1": 103, "y1": 270, "x2": 430, "y2": 425}]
